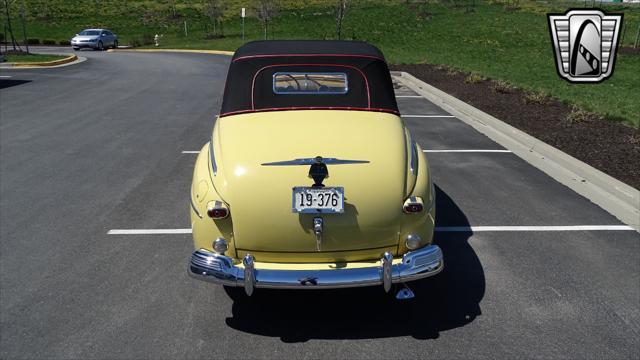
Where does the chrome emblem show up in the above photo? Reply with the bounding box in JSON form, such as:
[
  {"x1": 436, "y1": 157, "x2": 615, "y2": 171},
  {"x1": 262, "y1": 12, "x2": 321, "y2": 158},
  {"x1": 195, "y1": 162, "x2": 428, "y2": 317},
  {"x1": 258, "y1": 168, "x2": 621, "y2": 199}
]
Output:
[{"x1": 548, "y1": 9, "x2": 622, "y2": 83}]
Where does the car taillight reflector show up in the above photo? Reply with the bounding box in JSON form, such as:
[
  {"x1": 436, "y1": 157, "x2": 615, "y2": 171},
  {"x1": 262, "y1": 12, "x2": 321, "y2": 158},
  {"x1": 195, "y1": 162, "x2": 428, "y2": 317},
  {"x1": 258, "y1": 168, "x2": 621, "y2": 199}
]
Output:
[
  {"x1": 207, "y1": 201, "x2": 229, "y2": 219},
  {"x1": 403, "y1": 196, "x2": 424, "y2": 214}
]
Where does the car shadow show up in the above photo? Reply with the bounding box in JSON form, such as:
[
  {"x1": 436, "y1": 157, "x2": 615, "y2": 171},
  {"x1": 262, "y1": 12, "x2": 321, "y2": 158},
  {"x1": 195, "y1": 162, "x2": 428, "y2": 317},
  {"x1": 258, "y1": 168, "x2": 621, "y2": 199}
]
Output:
[
  {"x1": 0, "y1": 79, "x2": 31, "y2": 89},
  {"x1": 224, "y1": 184, "x2": 484, "y2": 342}
]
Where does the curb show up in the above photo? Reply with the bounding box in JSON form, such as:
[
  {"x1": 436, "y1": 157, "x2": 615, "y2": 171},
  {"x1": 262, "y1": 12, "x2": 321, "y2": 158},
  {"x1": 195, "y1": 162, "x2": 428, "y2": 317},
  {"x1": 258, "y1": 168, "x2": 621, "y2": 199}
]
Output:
[
  {"x1": 393, "y1": 71, "x2": 640, "y2": 231},
  {"x1": 8, "y1": 54, "x2": 78, "y2": 67},
  {"x1": 107, "y1": 48, "x2": 234, "y2": 56}
]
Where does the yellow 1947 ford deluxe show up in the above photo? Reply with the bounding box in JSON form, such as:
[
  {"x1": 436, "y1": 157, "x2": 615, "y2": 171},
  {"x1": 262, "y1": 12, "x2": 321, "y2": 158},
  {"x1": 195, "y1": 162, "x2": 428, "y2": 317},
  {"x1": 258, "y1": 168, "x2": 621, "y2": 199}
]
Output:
[{"x1": 188, "y1": 40, "x2": 443, "y2": 299}]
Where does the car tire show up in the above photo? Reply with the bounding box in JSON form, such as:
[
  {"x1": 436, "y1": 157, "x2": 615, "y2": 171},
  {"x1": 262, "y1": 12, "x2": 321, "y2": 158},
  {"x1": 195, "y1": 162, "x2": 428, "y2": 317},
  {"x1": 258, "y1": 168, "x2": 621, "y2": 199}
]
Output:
[
  {"x1": 95, "y1": 41, "x2": 103, "y2": 51},
  {"x1": 113, "y1": 40, "x2": 118, "y2": 49},
  {"x1": 72, "y1": 47, "x2": 79, "y2": 51}
]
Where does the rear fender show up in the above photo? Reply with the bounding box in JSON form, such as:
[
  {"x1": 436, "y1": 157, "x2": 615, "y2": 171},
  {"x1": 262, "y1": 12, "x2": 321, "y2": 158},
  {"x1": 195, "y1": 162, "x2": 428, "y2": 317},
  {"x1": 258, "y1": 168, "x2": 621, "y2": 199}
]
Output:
[{"x1": 191, "y1": 142, "x2": 237, "y2": 258}]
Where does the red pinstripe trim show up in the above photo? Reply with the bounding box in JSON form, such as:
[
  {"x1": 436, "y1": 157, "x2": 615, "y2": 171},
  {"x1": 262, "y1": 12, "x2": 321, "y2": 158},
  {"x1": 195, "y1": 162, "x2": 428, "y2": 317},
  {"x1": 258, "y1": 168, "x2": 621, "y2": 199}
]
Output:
[
  {"x1": 250, "y1": 63, "x2": 371, "y2": 109},
  {"x1": 219, "y1": 107, "x2": 400, "y2": 118},
  {"x1": 233, "y1": 54, "x2": 384, "y2": 62}
]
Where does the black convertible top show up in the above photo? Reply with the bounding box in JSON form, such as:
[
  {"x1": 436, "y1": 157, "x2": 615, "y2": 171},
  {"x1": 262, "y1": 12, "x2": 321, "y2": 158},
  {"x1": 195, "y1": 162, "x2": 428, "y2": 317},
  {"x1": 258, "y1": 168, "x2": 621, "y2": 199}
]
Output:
[{"x1": 220, "y1": 40, "x2": 398, "y2": 117}]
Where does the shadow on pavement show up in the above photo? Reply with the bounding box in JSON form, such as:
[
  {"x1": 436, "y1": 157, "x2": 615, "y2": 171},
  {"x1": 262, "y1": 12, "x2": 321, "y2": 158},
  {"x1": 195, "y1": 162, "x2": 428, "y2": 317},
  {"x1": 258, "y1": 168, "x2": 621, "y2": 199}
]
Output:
[
  {"x1": 223, "y1": 184, "x2": 484, "y2": 342},
  {"x1": 0, "y1": 79, "x2": 31, "y2": 89}
]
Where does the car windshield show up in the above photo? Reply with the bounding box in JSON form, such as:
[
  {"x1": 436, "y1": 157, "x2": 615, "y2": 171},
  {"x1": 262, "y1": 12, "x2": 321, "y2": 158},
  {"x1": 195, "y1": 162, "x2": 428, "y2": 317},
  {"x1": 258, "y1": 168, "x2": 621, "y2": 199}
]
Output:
[
  {"x1": 78, "y1": 30, "x2": 100, "y2": 36},
  {"x1": 273, "y1": 72, "x2": 348, "y2": 94}
]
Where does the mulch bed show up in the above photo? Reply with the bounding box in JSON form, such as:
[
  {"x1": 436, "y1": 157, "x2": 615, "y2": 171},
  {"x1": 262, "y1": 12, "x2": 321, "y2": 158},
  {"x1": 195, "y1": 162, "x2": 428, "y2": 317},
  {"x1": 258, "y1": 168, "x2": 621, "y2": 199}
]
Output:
[{"x1": 390, "y1": 64, "x2": 639, "y2": 190}]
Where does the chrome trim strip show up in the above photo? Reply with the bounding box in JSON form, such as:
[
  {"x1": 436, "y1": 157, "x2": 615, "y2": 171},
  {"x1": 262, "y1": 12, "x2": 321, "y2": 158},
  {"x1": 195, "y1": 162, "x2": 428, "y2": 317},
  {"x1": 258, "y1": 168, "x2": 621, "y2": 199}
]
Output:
[
  {"x1": 188, "y1": 245, "x2": 443, "y2": 291},
  {"x1": 410, "y1": 140, "x2": 418, "y2": 175},
  {"x1": 189, "y1": 191, "x2": 202, "y2": 219},
  {"x1": 209, "y1": 140, "x2": 217, "y2": 176},
  {"x1": 262, "y1": 157, "x2": 369, "y2": 166}
]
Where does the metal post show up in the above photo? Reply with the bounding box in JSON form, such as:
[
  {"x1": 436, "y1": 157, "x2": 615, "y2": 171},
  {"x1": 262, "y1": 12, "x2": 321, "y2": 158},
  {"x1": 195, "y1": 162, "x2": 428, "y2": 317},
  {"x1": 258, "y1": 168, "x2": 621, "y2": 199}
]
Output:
[{"x1": 241, "y1": 7, "x2": 245, "y2": 42}]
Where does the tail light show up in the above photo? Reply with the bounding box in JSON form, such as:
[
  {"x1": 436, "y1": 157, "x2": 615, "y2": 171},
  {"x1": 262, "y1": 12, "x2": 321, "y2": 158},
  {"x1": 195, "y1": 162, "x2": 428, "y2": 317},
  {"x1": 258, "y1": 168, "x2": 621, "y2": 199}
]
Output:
[
  {"x1": 403, "y1": 196, "x2": 424, "y2": 214},
  {"x1": 207, "y1": 201, "x2": 229, "y2": 219}
]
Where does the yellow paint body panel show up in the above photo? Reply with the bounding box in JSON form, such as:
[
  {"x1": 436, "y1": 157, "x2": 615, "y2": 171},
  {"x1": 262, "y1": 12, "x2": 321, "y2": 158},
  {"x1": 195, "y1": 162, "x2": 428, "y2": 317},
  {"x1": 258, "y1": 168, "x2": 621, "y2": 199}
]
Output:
[{"x1": 191, "y1": 110, "x2": 435, "y2": 264}]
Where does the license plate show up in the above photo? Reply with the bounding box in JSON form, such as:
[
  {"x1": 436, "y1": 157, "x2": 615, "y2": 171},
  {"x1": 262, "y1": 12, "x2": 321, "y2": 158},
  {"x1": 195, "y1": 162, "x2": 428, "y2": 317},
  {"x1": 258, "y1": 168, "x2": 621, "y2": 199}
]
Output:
[{"x1": 292, "y1": 187, "x2": 344, "y2": 213}]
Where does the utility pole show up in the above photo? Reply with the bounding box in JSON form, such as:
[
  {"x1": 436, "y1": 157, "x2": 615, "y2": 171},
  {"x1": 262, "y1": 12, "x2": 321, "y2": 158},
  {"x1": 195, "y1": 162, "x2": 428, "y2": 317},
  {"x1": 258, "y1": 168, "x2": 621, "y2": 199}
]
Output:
[{"x1": 184, "y1": 20, "x2": 188, "y2": 37}]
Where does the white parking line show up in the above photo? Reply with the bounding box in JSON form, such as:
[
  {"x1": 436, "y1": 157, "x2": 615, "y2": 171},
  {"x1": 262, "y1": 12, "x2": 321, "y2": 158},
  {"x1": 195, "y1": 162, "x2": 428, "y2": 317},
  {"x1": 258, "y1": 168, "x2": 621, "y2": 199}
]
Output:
[
  {"x1": 107, "y1": 225, "x2": 635, "y2": 235},
  {"x1": 107, "y1": 229, "x2": 191, "y2": 235},
  {"x1": 402, "y1": 115, "x2": 455, "y2": 118},
  {"x1": 0, "y1": 75, "x2": 12, "y2": 78},
  {"x1": 395, "y1": 95, "x2": 423, "y2": 98},
  {"x1": 435, "y1": 225, "x2": 634, "y2": 232},
  {"x1": 180, "y1": 149, "x2": 512, "y2": 155},
  {"x1": 423, "y1": 150, "x2": 512, "y2": 153}
]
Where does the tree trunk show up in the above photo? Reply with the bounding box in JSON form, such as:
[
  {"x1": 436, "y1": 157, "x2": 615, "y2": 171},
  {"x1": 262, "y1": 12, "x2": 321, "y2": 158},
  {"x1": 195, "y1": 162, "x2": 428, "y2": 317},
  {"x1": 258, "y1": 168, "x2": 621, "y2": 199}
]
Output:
[
  {"x1": 264, "y1": 20, "x2": 268, "y2": 40},
  {"x1": 3, "y1": 0, "x2": 19, "y2": 51}
]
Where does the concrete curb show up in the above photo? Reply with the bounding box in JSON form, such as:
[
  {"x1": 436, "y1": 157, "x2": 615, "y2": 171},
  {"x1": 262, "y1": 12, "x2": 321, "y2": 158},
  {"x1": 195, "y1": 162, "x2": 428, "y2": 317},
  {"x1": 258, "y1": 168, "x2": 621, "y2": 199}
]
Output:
[
  {"x1": 107, "y1": 48, "x2": 234, "y2": 56},
  {"x1": 7, "y1": 54, "x2": 78, "y2": 67},
  {"x1": 393, "y1": 71, "x2": 639, "y2": 231}
]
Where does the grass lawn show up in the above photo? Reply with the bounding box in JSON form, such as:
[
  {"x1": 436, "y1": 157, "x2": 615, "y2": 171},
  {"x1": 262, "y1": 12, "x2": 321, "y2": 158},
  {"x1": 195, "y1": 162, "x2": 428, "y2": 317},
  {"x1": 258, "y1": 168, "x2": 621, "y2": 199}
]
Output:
[
  {"x1": 6, "y1": 0, "x2": 640, "y2": 127},
  {"x1": 4, "y1": 53, "x2": 67, "y2": 63}
]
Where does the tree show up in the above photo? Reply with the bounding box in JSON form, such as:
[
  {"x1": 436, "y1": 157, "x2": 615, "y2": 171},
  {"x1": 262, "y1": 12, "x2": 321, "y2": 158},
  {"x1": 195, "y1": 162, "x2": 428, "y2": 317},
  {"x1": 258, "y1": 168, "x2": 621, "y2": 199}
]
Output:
[
  {"x1": 203, "y1": 0, "x2": 226, "y2": 36},
  {"x1": 2, "y1": 0, "x2": 19, "y2": 51},
  {"x1": 335, "y1": 0, "x2": 348, "y2": 40},
  {"x1": 253, "y1": 0, "x2": 279, "y2": 40}
]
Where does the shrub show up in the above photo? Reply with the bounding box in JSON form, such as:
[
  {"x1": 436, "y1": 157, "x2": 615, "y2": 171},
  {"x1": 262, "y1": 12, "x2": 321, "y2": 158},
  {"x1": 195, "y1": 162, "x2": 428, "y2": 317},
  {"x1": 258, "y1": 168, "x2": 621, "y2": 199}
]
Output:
[
  {"x1": 0, "y1": 32, "x2": 4, "y2": 42},
  {"x1": 566, "y1": 106, "x2": 600, "y2": 124},
  {"x1": 491, "y1": 79, "x2": 514, "y2": 93},
  {"x1": 27, "y1": 38, "x2": 40, "y2": 45},
  {"x1": 42, "y1": 39, "x2": 56, "y2": 45},
  {"x1": 524, "y1": 91, "x2": 548, "y2": 104},
  {"x1": 59, "y1": 40, "x2": 70, "y2": 45},
  {"x1": 141, "y1": 33, "x2": 154, "y2": 45},
  {"x1": 464, "y1": 73, "x2": 485, "y2": 84}
]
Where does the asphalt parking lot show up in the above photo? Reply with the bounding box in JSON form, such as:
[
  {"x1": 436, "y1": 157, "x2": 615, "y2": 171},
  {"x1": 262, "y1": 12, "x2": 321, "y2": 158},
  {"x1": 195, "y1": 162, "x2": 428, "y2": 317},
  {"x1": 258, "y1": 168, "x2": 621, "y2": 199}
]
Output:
[{"x1": 1, "y1": 48, "x2": 638, "y2": 359}]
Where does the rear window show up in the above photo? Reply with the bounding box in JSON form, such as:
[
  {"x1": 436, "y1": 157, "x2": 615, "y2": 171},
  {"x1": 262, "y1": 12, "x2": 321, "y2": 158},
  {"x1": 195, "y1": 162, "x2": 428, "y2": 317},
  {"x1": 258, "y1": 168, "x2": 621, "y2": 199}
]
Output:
[{"x1": 273, "y1": 72, "x2": 348, "y2": 95}]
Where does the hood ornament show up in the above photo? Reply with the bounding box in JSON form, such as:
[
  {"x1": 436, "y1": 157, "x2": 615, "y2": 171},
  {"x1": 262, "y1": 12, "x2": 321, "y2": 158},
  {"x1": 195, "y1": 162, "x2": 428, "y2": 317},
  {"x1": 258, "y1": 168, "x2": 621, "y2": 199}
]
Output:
[{"x1": 262, "y1": 156, "x2": 369, "y2": 188}]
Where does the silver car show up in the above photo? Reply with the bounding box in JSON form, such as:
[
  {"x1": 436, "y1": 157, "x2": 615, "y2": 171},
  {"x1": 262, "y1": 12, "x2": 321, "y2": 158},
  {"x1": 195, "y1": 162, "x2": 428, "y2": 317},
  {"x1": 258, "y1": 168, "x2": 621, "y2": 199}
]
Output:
[{"x1": 71, "y1": 29, "x2": 118, "y2": 51}]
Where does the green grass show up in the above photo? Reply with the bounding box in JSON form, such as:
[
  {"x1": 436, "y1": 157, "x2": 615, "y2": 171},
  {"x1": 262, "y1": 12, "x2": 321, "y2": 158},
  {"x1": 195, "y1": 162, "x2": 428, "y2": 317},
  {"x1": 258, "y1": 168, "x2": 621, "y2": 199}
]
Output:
[
  {"x1": 4, "y1": 53, "x2": 67, "y2": 63},
  {"x1": 5, "y1": 0, "x2": 640, "y2": 127}
]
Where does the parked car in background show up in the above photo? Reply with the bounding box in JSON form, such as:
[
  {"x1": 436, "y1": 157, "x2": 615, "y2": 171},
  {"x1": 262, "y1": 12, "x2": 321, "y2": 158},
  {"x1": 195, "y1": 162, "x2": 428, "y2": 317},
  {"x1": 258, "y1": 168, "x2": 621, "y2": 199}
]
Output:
[
  {"x1": 188, "y1": 40, "x2": 443, "y2": 300},
  {"x1": 71, "y1": 29, "x2": 118, "y2": 51}
]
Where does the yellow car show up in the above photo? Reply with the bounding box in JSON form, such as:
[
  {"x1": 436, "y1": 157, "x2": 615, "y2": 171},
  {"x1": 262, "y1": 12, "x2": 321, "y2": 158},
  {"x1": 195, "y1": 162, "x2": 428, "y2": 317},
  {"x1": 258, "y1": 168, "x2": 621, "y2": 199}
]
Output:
[{"x1": 188, "y1": 40, "x2": 442, "y2": 299}]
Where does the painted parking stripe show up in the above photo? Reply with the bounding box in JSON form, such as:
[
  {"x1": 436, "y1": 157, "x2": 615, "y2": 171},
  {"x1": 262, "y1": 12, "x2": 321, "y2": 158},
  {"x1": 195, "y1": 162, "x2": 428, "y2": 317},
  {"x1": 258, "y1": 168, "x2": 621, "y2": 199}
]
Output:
[
  {"x1": 107, "y1": 229, "x2": 191, "y2": 235},
  {"x1": 435, "y1": 225, "x2": 634, "y2": 232},
  {"x1": 395, "y1": 95, "x2": 423, "y2": 98},
  {"x1": 181, "y1": 149, "x2": 512, "y2": 155},
  {"x1": 402, "y1": 115, "x2": 455, "y2": 118},
  {"x1": 107, "y1": 225, "x2": 634, "y2": 235},
  {"x1": 0, "y1": 75, "x2": 12, "y2": 78},
  {"x1": 423, "y1": 150, "x2": 512, "y2": 153}
]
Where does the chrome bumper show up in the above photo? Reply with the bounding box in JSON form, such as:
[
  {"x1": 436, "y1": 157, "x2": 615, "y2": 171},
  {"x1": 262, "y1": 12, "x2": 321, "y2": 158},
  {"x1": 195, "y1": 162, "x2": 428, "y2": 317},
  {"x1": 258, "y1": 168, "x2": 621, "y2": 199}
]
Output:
[{"x1": 188, "y1": 245, "x2": 443, "y2": 295}]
